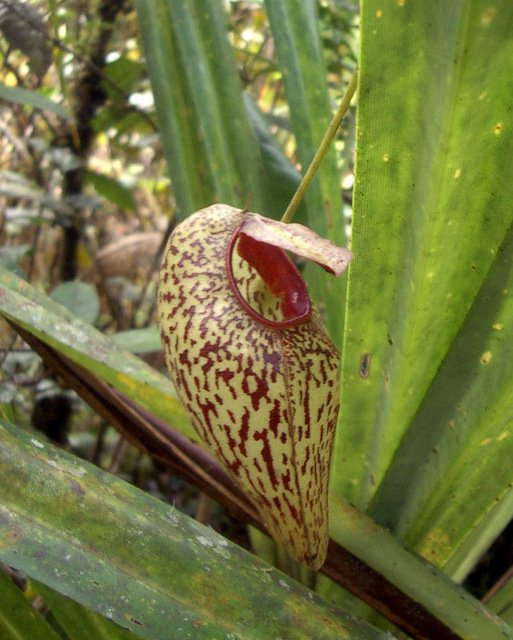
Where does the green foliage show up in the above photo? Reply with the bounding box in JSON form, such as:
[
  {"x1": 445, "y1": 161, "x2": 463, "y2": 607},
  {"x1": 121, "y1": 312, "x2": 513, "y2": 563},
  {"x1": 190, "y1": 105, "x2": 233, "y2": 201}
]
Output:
[
  {"x1": 0, "y1": 419, "x2": 390, "y2": 640},
  {"x1": 334, "y1": 0, "x2": 513, "y2": 583},
  {"x1": 0, "y1": 82, "x2": 70, "y2": 118},
  {"x1": 1, "y1": 0, "x2": 513, "y2": 638},
  {"x1": 1, "y1": 264, "x2": 510, "y2": 638},
  {"x1": 134, "y1": 0, "x2": 265, "y2": 216},
  {"x1": 82, "y1": 171, "x2": 136, "y2": 212},
  {"x1": 50, "y1": 281, "x2": 100, "y2": 325},
  {"x1": 0, "y1": 266, "x2": 194, "y2": 441},
  {"x1": 0, "y1": 569, "x2": 61, "y2": 640}
]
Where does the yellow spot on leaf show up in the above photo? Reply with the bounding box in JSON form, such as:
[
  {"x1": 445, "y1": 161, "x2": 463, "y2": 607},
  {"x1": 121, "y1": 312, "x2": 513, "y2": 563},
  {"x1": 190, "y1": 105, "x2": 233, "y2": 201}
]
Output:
[
  {"x1": 383, "y1": 153, "x2": 390, "y2": 162},
  {"x1": 492, "y1": 323, "x2": 504, "y2": 330},
  {"x1": 454, "y1": 168, "x2": 462, "y2": 179},
  {"x1": 376, "y1": 9, "x2": 383, "y2": 17},
  {"x1": 478, "y1": 90, "x2": 488, "y2": 101},
  {"x1": 417, "y1": 529, "x2": 450, "y2": 566},
  {"x1": 426, "y1": 271, "x2": 434, "y2": 279},
  {"x1": 498, "y1": 431, "x2": 509, "y2": 442},
  {"x1": 396, "y1": 0, "x2": 406, "y2": 6},
  {"x1": 480, "y1": 7, "x2": 497, "y2": 26},
  {"x1": 480, "y1": 351, "x2": 492, "y2": 365},
  {"x1": 480, "y1": 437, "x2": 491, "y2": 446},
  {"x1": 448, "y1": 419, "x2": 456, "y2": 430},
  {"x1": 494, "y1": 122, "x2": 502, "y2": 135}
]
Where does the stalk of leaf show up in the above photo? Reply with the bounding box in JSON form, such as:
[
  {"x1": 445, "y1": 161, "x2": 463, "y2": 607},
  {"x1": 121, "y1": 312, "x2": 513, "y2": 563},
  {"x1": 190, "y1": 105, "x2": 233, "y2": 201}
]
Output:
[{"x1": 281, "y1": 67, "x2": 358, "y2": 224}]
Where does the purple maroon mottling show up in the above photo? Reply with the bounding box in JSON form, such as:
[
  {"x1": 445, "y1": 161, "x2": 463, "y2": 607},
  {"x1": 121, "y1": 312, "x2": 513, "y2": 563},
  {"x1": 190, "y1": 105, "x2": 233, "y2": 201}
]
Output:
[{"x1": 158, "y1": 204, "x2": 340, "y2": 570}]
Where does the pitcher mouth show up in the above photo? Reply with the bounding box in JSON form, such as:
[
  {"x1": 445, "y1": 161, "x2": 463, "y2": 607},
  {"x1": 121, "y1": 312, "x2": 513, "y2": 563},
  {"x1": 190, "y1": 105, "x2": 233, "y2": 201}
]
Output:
[{"x1": 226, "y1": 220, "x2": 312, "y2": 329}]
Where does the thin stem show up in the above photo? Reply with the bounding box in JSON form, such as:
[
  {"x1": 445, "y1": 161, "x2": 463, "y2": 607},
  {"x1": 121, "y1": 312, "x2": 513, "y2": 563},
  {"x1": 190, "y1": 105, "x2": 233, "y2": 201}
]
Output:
[{"x1": 281, "y1": 67, "x2": 358, "y2": 224}]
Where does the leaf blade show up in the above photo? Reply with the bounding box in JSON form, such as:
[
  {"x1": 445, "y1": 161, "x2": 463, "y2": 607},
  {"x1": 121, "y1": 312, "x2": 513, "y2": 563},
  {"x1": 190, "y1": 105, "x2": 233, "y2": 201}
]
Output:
[
  {"x1": 0, "y1": 570, "x2": 61, "y2": 640},
  {"x1": 0, "y1": 267, "x2": 194, "y2": 441},
  {"x1": 134, "y1": 0, "x2": 265, "y2": 216},
  {"x1": 0, "y1": 83, "x2": 70, "y2": 119},
  {"x1": 369, "y1": 223, "x2": 513, "y2": 577},
  {"x1": 333, "y1": 0, "x2": 513, "y2": 510},
  {"x1": 0, "y1": 419, "x2": 392, "y2": 640}
]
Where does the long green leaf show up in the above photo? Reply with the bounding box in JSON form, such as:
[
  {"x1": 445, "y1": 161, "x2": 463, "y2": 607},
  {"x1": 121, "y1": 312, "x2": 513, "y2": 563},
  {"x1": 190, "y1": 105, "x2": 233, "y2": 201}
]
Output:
[
  {"x1": 324, "y1": 497, "x2": 513, "y2": 640},
  {"x1": 160, "y1": 0, "x2": 247, "y2": 204},
  {"x1": 0, "y1": 82, "x2": 70, "y2": 119},
  {"x1": 0, "y1": 267, "x2": 194, "y2": 441},
  {"x1": 0, "y1": 420, "x2": 392, "y2": 640},
  {"x1": 133, "y1": 2, "x2": 209, "y2": 214},
  {"x1": 370, "y1": 221, "x2": 513, "y2": 578},
  {"x1": 35, "y1": 582, "x2": 134, "y2": 640},
  {"x1": 263, "y1": 0, "x2": 342, "y2": 238},
  {"x1": 333, "y1": 0, "x2": 513, "y2": 511},
  {"x1": 244, "y1": 94, "x2": 307, "y2": 220},
  {"x1": 488, "y1": 580, "x2": 513, "y2": 628},
  {"x1": 134, "y1": 0, "x2": 264, "y2": 216}
]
